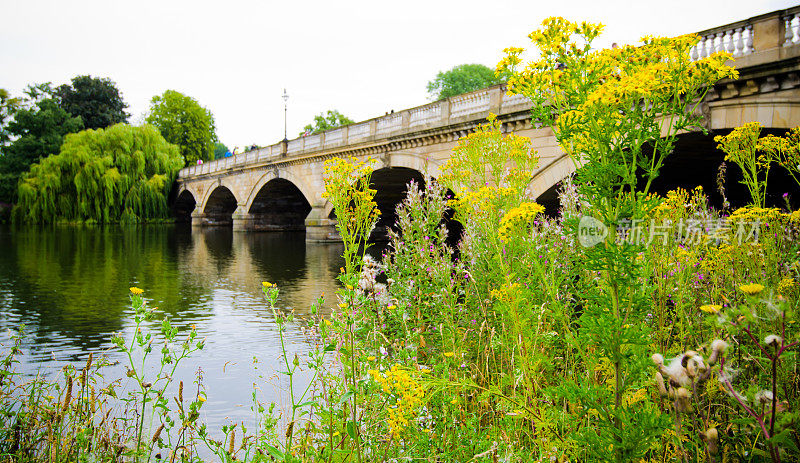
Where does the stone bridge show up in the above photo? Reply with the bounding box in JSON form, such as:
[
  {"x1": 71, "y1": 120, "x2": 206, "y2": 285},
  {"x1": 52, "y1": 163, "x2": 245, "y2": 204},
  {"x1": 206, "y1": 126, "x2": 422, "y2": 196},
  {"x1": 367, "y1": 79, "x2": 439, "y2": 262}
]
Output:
[{"x1": 176, "y1": 6, "x2": 800, "y2": 240}]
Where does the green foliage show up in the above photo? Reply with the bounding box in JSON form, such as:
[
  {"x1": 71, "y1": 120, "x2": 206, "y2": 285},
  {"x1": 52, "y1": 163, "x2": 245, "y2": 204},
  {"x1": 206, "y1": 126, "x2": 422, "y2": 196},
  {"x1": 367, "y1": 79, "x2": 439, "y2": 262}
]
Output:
[
  {"x1": 146, "y1": 90, "x2": 217, "y2": 166},
  {"x1": 0, "y1": 88, "x2": 22, "y2": 150},
  {"x1": 301, "y1": 110, "x2": 353, "y2": 136},
  {"x1": 213, "y1": 141, "x2": 229, "y2": 159},
  {"x1": 55, "y1": 75, "x2": 130, "y2": 130},
  {"x1": 0, "y1": 97, "x2": 83, "y2": 203},
  {"x1": 426, "y1": 63, "x2": 505, "y2": 100},
  {"x1": 13, "y1": 123, "x2": 183, "y2": 224}
]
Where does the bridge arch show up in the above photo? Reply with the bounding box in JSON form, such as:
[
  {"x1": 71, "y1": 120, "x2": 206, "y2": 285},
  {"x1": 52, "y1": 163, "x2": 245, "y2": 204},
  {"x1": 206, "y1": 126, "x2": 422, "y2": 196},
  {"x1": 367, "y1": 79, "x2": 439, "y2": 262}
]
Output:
[
  {"x1": 247, "y1": 177, "x2": 312, "y2": 231},
  {"x1": 202, "y1": 184, "x2": 239, "y2": 226},
  {"x1": 243, "y1": 170, "x2": 316, "y2": 213},
  {"x1": 173, "y1": 189, "x2": 197, "y2": 222}
]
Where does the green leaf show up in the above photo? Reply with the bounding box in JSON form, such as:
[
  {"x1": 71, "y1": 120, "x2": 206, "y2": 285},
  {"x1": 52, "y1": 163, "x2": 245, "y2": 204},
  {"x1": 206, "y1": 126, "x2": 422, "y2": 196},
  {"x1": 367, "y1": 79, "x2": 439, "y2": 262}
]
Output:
[
  {"x1": 263, "y1": 443, "x2": 284, "y2": 460},
  {"x1": 346, "y1": 420, "x2": 358, "y2": 440},
  {"x1": 338, "y1": 390, "x2": 354, "y2": 405}
]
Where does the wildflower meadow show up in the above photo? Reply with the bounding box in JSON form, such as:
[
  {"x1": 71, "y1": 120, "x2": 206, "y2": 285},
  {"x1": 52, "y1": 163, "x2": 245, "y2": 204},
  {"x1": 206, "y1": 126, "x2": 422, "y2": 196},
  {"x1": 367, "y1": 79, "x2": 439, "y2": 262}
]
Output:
[{"x1": 1, "y1": 17, "x2": 798, "y2": 463}]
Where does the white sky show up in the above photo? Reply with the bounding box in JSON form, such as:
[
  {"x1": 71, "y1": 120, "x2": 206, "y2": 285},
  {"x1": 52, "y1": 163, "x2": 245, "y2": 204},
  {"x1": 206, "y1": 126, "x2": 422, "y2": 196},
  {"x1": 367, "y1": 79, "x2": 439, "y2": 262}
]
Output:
[{"x1": 1, "y1": 0, "x2": 797, "y2": 149}]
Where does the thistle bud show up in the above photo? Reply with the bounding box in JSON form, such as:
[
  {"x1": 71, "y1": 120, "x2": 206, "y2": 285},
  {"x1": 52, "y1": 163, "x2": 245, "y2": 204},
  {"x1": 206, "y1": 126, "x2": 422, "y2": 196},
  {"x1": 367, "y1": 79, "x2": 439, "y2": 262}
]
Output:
[
  {"x1": 702, "y1": 427, "x2": 719, "y2": 455},
  {"x1": 674, "y1": 387, "x2": 691, "y2": 413},
  {"x1": 763, "y1": 335, "x2": 782, "y2": 347},
  {"x1": 708, "y1": 340, "x2": 728, "y2": 366},
  {"x1": 755, "y1": 390, "x2": 773, "y2": 405},
  {"x1": 651, "y1": 353, "x2": 664, "y2": 366}
]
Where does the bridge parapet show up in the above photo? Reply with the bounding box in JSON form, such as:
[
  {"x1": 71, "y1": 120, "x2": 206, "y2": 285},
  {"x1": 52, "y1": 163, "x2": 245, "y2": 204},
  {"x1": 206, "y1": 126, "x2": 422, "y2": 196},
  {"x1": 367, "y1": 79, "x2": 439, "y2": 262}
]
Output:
[{"x1": 178, "y1": 85, "x2": 531, "y2": 179}]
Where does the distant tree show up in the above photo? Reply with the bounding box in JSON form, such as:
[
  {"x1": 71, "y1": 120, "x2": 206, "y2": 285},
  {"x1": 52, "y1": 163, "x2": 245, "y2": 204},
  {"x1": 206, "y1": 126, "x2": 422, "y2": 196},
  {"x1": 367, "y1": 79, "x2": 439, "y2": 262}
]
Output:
[
  {"x1": 0, "y1": 88, "x2": 22, "y2": 151},
  {"x1": 0, "y1": 95, "x2": 83, "y2": 203},
  {"x1": 301, "y1": 110, "x2": 354, "y2": 136},
  {"x1": 55, "y1": 75, "x2": 129, "y2": 130},
  {"x1": 146, "y1": 90, "x2": 217, "y2": 166},
  {"x1": 14, "y1": 124, "x2": 183, "y2": 223},
  {"x1": 214, "y1": 142, "x2": 229, "y2": 159},
  {"x1": 426, "y1": 64, "x2": 505, "y2": 100}
]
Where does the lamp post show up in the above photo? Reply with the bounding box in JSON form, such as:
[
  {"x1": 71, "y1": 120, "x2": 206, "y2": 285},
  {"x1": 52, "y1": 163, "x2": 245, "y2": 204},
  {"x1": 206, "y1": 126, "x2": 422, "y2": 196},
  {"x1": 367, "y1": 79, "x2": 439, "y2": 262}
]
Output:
[{"x1": 282, "y1": 88, "x2": 289, "y2": 142}]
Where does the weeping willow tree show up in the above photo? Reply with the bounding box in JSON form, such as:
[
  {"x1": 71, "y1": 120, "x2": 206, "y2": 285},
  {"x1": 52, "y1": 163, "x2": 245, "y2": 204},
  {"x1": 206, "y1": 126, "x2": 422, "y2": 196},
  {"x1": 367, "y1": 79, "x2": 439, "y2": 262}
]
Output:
[{"x1": 13, "y1": 123, "x2": 183, "y2": 223}]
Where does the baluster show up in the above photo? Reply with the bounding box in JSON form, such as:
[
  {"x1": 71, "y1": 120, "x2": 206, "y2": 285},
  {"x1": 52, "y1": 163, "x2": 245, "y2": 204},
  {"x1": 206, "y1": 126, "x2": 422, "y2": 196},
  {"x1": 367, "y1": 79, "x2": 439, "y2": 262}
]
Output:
[
  {"x1": 733, "y1": 27, "x2": 743, "y2": 56},
  {"x1": 724, "y1": 30, "x2": 734, "y2": 54},
  {"x1": 698, "y1": 36, "x2": 708, "y2": 58},
  {"x1": 714, "y1": 32, "x2": 724, "y2": 52},
  {"x1": 784, "y1": 15, "x2": 794, "y2": 46},
  {"x1": 703, "y1": 35, "x2": 713, "y2": 57},
  {"x1": 793, "y1": 15, "x2": 800, "y2": 44},
  {"x1": 690, "y1": 43, "x2": 699, "y2": 61},
  {"x1": 744, "y1": 24, "x2": 754, "y2": 54}
]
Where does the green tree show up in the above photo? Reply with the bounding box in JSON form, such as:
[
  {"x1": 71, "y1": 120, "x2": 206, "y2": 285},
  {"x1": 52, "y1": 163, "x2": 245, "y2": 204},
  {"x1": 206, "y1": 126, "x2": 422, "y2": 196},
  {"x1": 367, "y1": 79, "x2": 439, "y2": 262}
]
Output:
[
  {"x1": 145, "y1": 90, "x2": 217, "y2": 166},
  {"x1": 0, "y1": 96, "x2": 83, "y2": 203},
  {"x1": 214, "y1": 141, "x2": 229, "y2": 159},
  {"x1": 14, "y1": 123, "x2": 183, "y2": 224},
  {"x1": 0, "y1": 88, "x2": 22, "y2": 151},
  {"x1": 55, "y1": 75, "x2": 130, "y2": 130},
  {"x1": 301, "y1": 110, "x2": 354, "y2": 136},
  {"x1": 426, "y1": 63, "x2": 505, "y2": 100}
]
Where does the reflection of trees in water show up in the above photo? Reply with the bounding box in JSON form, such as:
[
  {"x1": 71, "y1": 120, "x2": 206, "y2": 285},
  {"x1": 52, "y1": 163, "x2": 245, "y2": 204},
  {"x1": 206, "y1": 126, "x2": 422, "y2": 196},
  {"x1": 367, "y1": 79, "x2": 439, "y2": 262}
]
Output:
[
  {"x1": 1, "y1": 225, "x2": 346, "y2": 354},
  {"x1": 3, "y1": 225, "x2": 203, "y2": 349}
]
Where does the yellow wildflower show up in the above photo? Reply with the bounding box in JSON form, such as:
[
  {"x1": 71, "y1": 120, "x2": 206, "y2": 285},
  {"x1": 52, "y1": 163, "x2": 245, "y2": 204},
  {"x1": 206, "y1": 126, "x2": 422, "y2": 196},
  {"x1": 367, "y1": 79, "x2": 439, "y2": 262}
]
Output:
[
  {"x1": 498, "y1": 202, "x2": 546, "y2": 239},
  {"x1": 699, "y1": 304, "x2": 722, "y2": 314},
  {"x1": 778, "y1": 277, "x2": 796, "y2": 294},
  {"x1": 129, "y1": 287, "x2": 144, "y2": 295},
  {"x1": 262, "y1": 281, "x2": 273, "y2": 288},
  {"x1": 443, "y1": 352, "x2": 454, "y2": 358},
  {"x1": 739, "y1": 283, "x2": 765, "y2": 295},
  {"x1": 367, "y1": 356, "x2": 376, "y2": 361}
]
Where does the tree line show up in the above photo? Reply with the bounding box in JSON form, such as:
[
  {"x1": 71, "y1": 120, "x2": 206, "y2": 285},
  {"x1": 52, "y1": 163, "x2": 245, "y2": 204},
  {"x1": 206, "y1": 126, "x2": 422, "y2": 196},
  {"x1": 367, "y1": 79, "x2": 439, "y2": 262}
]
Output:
[{"x1": 0, "y1": 76, "x2": 220, "y2": 223}]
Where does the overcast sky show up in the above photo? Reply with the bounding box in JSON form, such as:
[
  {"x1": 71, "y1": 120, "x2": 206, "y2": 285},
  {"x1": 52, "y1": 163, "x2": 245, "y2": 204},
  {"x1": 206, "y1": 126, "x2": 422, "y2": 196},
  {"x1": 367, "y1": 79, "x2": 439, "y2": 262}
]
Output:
[{"x1": 1, "y1": 0, "x2": 798, "y2": 149}]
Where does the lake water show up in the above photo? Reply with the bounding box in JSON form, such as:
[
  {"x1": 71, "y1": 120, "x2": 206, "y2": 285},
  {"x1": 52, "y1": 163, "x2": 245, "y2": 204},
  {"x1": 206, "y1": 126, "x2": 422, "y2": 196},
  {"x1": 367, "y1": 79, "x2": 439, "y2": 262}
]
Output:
[{"x1": 0, "y1": 224, "x2": 344, "y2": 430}]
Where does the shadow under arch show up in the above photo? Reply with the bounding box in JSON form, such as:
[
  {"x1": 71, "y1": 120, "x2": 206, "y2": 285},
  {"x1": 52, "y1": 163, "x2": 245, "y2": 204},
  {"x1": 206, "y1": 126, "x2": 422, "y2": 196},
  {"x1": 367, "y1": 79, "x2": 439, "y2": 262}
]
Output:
[
  {"x1": 247, "y1": 178, "x2": 312, "y2": 231},
  {"x1": 173, "y1": 189, "x2": 197, "y2": 223},
  {"x1": 203, "y1": 185, "x2": 238, "y2": 226},
  {"x1": 369, "y1": 167, "x2": 426, "y2": 240},
  {"x1": 531, "y1": 129, "x2": 800, "y2": 214}
]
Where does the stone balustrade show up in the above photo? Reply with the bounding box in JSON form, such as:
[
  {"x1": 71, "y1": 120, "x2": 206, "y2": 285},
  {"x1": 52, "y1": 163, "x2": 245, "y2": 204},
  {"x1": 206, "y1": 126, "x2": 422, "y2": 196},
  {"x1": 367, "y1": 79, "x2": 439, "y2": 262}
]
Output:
[{"x1": 178, "y1": 6, "x2": 800, "y2": 180}]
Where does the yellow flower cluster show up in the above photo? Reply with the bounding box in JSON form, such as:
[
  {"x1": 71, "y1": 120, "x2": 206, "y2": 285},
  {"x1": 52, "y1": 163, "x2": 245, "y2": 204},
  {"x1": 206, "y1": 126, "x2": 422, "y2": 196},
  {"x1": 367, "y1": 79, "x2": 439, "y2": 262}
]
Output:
[
  {"x1": 699, "y1": 304, "x2": 722, "y2": 314},
  {"x1": 498, "y1": 17, "x2": 737, "y2": 163},
  {"x1": 739, "y1": 283, "x2": 765, "y2": 295},
  {"x1": 715, "y1": 123, "x2": 771, "y2": 168},
  {"x1": 652, "y1": 188, "x2": 690, "y2": 216},
  {"x1": 497, "y1": 202, "x2": 545, "y2": 240},
  {"x1": 778, "y1": 277, "x2": 796, "y2": 295},
  {"x1": 450, "y1": 186, "x2": 518, "y2": 215},
  {"x1": 440, "y1": 114, "x2": 538, "y2": 197},
  {"x1": 322, "y1": 157, "x2": 380, "y2": 241},
  {"x1": 727, "y1": 206, "x2": 789, "y2": 227},
  {"x1": 368, "y1": 364, "x2": 425, "y2": 435},
  {"x1": 129, "y1": 287, "x2": 144, "y2": 295},
  {"x1": 490, "y1": 282, "x2": 522, "y2": 303}
]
